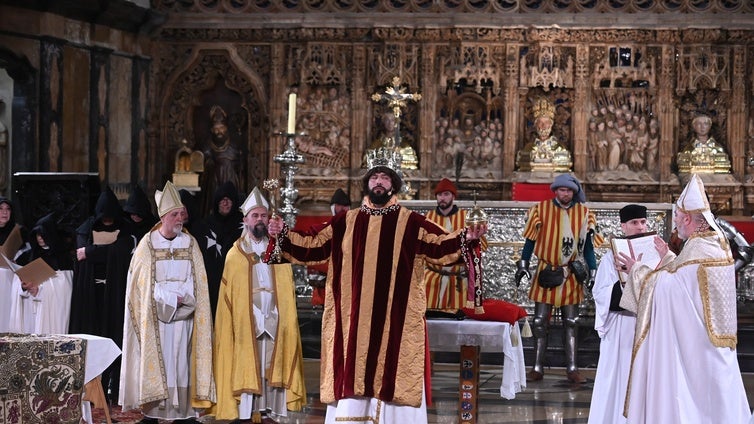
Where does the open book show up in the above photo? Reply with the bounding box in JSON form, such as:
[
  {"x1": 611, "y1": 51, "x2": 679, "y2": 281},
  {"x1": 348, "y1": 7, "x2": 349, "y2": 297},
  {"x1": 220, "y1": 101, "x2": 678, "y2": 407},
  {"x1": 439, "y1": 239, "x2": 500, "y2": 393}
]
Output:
[
  {"x1": 0, "y1": 253, "x2": 56, "y2": 287},
  {"x1": 610, "y1": 231, "x2": 662, "y2": 283},
  {"x1": 0, "y1": 226, "x2": 22, "y2": 261}
]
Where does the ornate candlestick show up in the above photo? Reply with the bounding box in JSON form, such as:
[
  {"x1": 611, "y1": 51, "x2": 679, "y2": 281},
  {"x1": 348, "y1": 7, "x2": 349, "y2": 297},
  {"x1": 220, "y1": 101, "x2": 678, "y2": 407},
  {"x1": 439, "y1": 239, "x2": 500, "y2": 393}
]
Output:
[{"x1": 274, "y1": 131, "x2": 305, "y2": 227}]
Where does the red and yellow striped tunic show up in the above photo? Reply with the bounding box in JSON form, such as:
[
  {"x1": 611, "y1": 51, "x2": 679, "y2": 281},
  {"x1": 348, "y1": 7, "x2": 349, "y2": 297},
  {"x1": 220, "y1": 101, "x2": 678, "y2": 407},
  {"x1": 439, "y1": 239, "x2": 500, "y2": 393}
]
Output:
[
  {"x1": 424, "y1": 208, "x2": 488, "y2": 311},
  {"x1": 275, "y1": 196, "x2": 474, "y2": 407},
  {"x1": 523, "y1": 200, "x2": 603, "y2": 307}
]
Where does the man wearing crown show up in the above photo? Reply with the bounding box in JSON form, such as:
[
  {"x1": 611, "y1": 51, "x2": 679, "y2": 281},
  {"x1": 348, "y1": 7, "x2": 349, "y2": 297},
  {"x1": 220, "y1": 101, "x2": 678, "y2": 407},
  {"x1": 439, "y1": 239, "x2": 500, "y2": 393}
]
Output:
[
  {"x1": 616, "y1": 174, "x2": 751, "y2": 423},
  {"x1": 266, "y1": 147, "x2": 487, "y2": 423},
  {"x1": 515, "y1": 97, "x2": 573, "y2": 172},
  {"x1": 212, "y1": 187, "x2": 306, "y2": 423},
  {"x1": 120, "y1": 181, "x2": 215, "y2": 423}
]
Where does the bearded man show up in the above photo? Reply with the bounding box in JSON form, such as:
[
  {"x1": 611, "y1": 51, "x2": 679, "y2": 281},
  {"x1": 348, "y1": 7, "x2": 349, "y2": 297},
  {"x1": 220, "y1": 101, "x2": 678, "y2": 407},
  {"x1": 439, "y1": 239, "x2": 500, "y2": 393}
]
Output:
[
  {"x1": 514, "y1": 174, "x2": 603, "y2": 384},
  {"x1": 424, "y1": 178, "x2": 487, "y2": 312},
  {"x1": 616, "y1": 174, "x2": 751, "y2": 423},
  {"x1": 119, "y1": 181, "x2": 215, "y2": 423},
  {"x1": 213, "y1": 187, "x2": 305, "y2": 423},
  {"x1": 267, "y1": 150, "x2": 487, "y2": 423}
]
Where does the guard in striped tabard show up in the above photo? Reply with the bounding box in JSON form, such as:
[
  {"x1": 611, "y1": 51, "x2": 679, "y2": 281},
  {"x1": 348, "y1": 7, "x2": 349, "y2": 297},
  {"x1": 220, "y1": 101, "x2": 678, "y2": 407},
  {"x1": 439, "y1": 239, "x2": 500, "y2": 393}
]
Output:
[
  {"x1": 514, "y1": 174, "x2": 604, "y2": 384},
  {"x1": 424, "y1": 178, "x2": 488, "y2": 312}
]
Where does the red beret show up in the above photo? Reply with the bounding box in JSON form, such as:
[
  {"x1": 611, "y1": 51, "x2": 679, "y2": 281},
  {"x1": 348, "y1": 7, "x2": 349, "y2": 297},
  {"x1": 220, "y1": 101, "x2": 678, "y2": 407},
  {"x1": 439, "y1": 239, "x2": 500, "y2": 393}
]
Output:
[{"x1": 434, "y1": 178, "x2": 457, "y2": 196}]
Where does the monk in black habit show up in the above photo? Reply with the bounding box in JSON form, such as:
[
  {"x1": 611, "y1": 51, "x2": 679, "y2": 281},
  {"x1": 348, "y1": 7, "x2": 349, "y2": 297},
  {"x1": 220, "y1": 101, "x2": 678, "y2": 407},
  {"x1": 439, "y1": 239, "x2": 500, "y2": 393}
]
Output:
[
  {"x1": 70, "y1": 187, "x2": 134, "y2": 403},
  {"x1": 123, "y1": 184, "x2": 158, "y2": 243},
  {"x1": 192, "y1": 180, "x2": 243, "y2": 320}
]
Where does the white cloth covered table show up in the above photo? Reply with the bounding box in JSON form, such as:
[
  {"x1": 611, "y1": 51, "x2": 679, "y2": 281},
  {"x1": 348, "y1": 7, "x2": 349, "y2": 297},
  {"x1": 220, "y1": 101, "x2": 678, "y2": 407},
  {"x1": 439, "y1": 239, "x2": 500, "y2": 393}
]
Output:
[
  {"x1": 69, "y1": 334, "x2": 121, "y2": 424},
  {"x1": 426, "y1": 319, "x2": 526, "y2": 399}
]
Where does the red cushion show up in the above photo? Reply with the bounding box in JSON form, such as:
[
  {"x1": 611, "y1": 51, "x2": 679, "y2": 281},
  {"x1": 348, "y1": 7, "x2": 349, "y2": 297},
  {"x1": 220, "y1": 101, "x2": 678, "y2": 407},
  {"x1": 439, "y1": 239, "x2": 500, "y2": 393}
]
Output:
[{"x1": 462, "y1": 299, "x2": 527, "y2": 324}]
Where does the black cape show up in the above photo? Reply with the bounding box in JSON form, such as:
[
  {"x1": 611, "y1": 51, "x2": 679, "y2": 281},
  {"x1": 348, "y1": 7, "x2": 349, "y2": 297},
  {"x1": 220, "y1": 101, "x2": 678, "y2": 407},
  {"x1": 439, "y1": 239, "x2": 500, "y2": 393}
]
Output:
[{"x1": 192, "y1": 181, "x2": 243, "y2": 320}]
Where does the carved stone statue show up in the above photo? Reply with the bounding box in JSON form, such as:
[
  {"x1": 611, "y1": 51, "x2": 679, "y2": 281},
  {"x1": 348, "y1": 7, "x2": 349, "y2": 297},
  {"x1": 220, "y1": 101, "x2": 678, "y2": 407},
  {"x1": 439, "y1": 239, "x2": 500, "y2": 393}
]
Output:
[
  {"x1": 204, "y1": 105, "x2": 241, "y2": 189},
  {"x1": 365, "y1": 111, "x2": 419, "y2": 170},
  {"x1": 676, "y1": 113, "x2": 731, "y2": 174},
  {"x1": 516, "y1": 98, "x2": 573, "y2": 172}
]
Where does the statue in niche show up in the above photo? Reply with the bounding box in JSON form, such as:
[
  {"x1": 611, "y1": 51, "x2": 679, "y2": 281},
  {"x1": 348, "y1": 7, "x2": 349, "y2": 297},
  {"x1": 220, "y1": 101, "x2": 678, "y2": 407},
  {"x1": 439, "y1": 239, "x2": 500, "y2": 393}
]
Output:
[
  {"x1": 516, "y1": 97, "x2": 572, "y2": 173},
  {"x1": 676, "y1": 113, "x2": 731, "y2": 174},
  {"x1": 365, "y1": 111, "x2": 419, "y2": 170},
  {"x1": 203, "y1": 105, "x2": 241, "y2": 190}
]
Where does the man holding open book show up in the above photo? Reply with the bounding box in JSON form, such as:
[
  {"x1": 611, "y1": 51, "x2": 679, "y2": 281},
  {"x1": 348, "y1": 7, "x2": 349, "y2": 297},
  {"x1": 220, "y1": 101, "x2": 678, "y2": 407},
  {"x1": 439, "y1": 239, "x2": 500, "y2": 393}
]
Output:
[
  {"x1": 588, "y1": 204, "x2": 649, "y2": 424},
  {"x1": 616, "y1": 174, "x2": 751, "y2": 423}
]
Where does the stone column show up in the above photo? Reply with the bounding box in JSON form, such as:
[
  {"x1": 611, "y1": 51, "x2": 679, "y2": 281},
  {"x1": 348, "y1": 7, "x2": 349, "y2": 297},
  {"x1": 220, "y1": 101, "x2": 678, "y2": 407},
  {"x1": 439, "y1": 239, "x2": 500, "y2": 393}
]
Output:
[
  {"x1": 658, "y1": 44, "x2": 675, "y2": 194},
  {"x1": 350, "y1": 45, "x2": 367, "y2": 196},
  {"x1": 729, "y1": 45, "x2": 746, "y2": 212},
  {"x1": 502, "y1": 43, "x2": 520, "y2": 181},
  {"x1": 419, "y1": 44, "x2": 437, "y2": 196},
  {"x1": 268, "y1": 43, "x2": 285, "y2": 179},
  {"x1": 571, "y1": 44, "x2": 590, "y2": 177}
]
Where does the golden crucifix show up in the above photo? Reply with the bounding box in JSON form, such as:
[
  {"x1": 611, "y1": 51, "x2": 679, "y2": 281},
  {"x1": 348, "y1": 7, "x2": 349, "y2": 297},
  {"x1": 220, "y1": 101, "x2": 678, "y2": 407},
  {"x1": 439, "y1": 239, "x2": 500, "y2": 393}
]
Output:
[
  {"x1": 370, "y1": 76, "x2": 422, "y2": 152},
  {"x1": 371, "y1": 76, "x2": 422, "y2": 120}
]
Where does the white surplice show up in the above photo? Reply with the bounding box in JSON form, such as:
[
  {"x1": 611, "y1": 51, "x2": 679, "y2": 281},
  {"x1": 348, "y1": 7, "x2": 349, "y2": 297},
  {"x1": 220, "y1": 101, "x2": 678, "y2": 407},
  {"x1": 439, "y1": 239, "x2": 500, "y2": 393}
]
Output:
[
  {"x1": 0, "y1": 268, "x2": 16, "y2": 332},
  {"x1": 237, "y1": 237, "x2": 286, "y2": 420},
  {"x1": 325, "y1": 388, "x2": 427, "y2": 424},
  {"x1": 588, "y1": 250, "x2": 634, "y2": 424},
  {"x1": 142, "y1": 231, "x2": 196, "y2": 420},
  {"x1": 620, "y1": 234, "x2": 751, "y2": 424},
  {"x1": 8, "y1": 270, "x2": 72, "y2": 335}
]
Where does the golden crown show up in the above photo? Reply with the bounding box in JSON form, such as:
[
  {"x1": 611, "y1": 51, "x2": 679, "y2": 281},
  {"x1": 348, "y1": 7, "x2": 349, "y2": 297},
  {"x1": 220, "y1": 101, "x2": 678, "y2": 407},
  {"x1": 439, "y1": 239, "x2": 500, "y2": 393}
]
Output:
[
  {"x1": 365, "y1": 145, "x2": 403, "y2": 174},
  {"x1": 533, "y1": 98, "x2": 556, "y2": 121}
]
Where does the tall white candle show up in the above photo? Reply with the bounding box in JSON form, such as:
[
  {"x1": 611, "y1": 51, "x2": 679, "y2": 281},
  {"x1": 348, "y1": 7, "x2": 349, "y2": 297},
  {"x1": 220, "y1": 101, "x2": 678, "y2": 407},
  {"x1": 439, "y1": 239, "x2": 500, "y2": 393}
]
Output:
[{"x1": 287, "y1": 93, "x2": 297, "y2": 133}]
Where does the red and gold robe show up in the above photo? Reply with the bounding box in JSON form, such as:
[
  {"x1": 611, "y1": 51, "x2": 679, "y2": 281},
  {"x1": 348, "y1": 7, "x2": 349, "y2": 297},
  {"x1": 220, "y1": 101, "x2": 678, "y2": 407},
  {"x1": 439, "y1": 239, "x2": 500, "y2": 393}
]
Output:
[
  {"x1": 424, "y1": 207, "x2": 488, "y2": 311},
  {"x1": 523, "y1": 200, "x2": 603, "y2": 306},
  {"x1": 271, "y1": 196, "x2": 474, "y2": 407}
]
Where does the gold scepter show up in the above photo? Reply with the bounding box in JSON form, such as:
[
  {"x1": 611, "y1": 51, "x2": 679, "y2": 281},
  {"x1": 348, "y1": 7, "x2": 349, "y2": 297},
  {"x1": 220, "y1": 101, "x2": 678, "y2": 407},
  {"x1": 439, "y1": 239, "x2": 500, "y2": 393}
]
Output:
[
  {"x1": 465, "y1": 190, "x2": 488, "y2": 313},
  {"x1": 263, "y1": 178, "x2": 281, "y2": 262}
]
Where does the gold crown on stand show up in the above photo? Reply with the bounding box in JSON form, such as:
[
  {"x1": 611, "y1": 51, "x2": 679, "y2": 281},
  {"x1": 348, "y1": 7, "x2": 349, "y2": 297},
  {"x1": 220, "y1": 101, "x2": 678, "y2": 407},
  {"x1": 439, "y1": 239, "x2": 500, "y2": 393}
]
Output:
[
  {"x1": 366, "y1": 145, "x2": 403, "y2": 174},
  {"x1": 532, "y1": 97, "x2": 556, "y2": 121}
]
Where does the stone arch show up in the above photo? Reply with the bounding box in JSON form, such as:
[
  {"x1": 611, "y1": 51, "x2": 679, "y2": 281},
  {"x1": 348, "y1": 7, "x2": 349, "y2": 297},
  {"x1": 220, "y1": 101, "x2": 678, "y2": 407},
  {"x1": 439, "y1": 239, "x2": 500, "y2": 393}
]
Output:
[{"x1": 157, "y1": 45, "x2": 268, "y2": 201}]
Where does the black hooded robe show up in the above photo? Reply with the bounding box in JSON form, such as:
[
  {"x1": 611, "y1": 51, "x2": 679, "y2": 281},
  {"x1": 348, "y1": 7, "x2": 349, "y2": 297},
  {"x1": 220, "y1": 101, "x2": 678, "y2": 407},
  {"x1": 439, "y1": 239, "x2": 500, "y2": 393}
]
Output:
[
  {"x1": 192, "y1": 181, "x2": 243, "y2": 320},
  {"x1": 69, "y1": 187, "x2": 134, "y2": 403}
]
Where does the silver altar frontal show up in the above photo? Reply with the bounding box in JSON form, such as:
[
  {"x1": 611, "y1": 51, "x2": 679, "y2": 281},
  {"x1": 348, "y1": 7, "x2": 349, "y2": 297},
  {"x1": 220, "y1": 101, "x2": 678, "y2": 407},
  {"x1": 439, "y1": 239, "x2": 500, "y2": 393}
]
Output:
[{"x1": 402, "y1": 200, "x2": 675, "y2": 311}]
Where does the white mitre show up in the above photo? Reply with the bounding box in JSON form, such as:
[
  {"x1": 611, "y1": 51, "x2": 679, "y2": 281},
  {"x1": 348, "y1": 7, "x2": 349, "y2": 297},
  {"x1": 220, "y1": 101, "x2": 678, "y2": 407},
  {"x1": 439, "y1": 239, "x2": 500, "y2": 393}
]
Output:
[
  {"x1": 155, "y1": 180, "x2": 184, "y2": 217},
  {"x1": 676, "y1": 173, "x2": 723, "y2": 239},
  {"x1": 240, "y1": 186, "x2": 270, "y2": 216}
]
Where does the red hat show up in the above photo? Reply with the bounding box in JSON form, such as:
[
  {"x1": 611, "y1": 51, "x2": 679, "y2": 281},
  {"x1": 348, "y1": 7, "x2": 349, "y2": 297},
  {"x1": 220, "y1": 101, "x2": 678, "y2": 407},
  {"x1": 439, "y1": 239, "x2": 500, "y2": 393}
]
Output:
[{"x1": 434, "y1": 178, "x2": 457, "y2": 196}]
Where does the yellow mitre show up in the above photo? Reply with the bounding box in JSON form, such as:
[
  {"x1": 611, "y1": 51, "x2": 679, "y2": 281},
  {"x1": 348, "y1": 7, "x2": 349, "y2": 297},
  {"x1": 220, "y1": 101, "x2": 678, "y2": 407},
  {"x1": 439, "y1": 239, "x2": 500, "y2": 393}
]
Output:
[
  {"x1": 533, "y1": 97, "x2": 556, "y2": 121},
  {"x1": 155, "y1": 181, "x2": 184, "y2": 217},
  {"x1": 240, "y1": 186, "x2": 270, "y2": 216}
]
